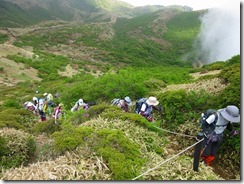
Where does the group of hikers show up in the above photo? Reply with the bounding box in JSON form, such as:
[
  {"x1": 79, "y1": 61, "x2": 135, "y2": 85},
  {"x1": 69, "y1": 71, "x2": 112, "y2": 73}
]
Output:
[
  {"x1": 110, "y1": 98, "x2": 240, "y2": 167},
  {"x1": 23, "y1": 93, "x2": 240, "y2": 167},
  {"x1": 111, "y1": 96, "x2": 163, "y2": 122},
  {"x1": 23, "y1": 93, "x2": 91, "y2": 124},
  {"x1": 24, "y1": 92, "x2": 60, "y2": 124}
]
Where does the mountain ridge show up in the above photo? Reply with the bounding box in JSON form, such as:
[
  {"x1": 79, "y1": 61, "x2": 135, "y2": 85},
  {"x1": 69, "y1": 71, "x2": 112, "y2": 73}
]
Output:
[{"x1": 0, "y1": 0, "x2": 193, "y2": 27}]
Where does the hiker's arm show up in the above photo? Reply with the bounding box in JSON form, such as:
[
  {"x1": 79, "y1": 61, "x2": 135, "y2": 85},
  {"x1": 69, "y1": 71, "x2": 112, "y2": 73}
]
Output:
[
  {"x1": 153, "y1": 105, "x2": 163, "y2": 113},
  {"x1": 226, "y1": 122, "x2": 233, "y2": 132}
]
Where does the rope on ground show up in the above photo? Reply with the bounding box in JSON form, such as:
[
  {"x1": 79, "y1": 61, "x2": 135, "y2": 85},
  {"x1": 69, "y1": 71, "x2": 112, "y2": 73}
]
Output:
[
  {"x1": 132, "y1": 138, "x2": 204, "y2": 180},
  {"x1": 152, "y1": 125, "x2": 197, "y2": 140}
]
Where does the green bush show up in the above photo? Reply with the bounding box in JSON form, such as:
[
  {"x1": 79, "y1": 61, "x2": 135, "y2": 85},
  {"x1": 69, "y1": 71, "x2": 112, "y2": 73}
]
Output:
[
  {"x1": 215, "y1": 55, "x2": 240, "y2": 108},
  {"x1": 51, "y1": 122, "x2": 94, "y2": 153},
  {"x1": 144, "y1": 78, "x2": 167, "y2": 90},
  {"x1": 0, "y1": 109, "x2": 35, "y2": 131},
  {"x1": 0, "y1": 136, "x2": 8, "y2": 157},
  {"x1": 33, "y1": 120, "x2": 62, "y2": 135},
  {"x1": 94, "y1": 129, "x2": 145, "y2": 180},
  {"x1": 3, "y1": 100, "x2": 21, "y2": 108},
  {"x1": 158, "y1": 89, "x2": 214, "y2": 130},
  {"x1": 0, "y1": 34, "x2": 8, "y2": 44},
  {"x1": 0, "y1": 128, "x2": 36, "y2": 170}
]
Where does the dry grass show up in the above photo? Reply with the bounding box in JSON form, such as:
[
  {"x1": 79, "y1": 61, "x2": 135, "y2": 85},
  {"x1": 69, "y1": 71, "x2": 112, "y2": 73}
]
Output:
[{"x1": 0, "y1": 117, "x2": 223, "y2": 180}]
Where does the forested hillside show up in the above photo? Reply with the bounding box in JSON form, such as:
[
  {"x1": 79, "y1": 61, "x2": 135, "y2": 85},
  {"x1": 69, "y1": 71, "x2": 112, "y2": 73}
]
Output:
[{"x1": 0, "y1": 0, "x2": 240, "y2": 181}]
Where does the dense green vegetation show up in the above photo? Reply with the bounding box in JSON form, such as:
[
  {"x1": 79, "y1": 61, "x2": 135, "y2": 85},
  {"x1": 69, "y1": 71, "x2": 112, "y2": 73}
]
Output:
[{"x1": 0, "y1": 33, "x2": 8, "y2": 44}]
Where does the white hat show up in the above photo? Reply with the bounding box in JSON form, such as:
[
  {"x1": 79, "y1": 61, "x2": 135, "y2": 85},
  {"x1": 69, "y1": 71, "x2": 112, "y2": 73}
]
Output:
[
  {"x1": 124, "y1": 96, "x2": 132, "y2": 106},
  {"x1": 146, "y1": 96, "x2": 159, "y2": 106},
  {"x1": 33, "y1": 97, "x2": 38, "y2": 102},
  {"x1": 78, "y1": 99, "x2": 84, "y2": 106},
  {"x1": 43, "y1": 93, "x2": 48, "y2": 96},
  {"x1": 219, "y1": 105, "x2": 240, "y2": 123}
]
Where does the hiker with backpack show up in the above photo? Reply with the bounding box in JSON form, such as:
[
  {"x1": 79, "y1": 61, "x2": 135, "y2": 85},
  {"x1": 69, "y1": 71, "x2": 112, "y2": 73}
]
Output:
[
  {"x1": 43, "y1": 92, "x2": 54, "y2": 117},
  {"x1": 71, "y1": 99, "x2": 89, "y2": 112},
  {"x1": 111, "y1": 96, "x2": 132, "y2": 112},
  {"x1": 53, "y1": 103, "x2": 64, "y2": 124},
  {"x1": 23, "y1": 101, "x2": 38, "y2": 114},
  {"x1": 200, "y1": 105, "x2": 240, "y2": 166},
  {"x1": 33, "y1": 96, "x2": 46, "y2": 121},
  {"x1": 135, "y1": 96, "x2": 162, "y2": 122}
]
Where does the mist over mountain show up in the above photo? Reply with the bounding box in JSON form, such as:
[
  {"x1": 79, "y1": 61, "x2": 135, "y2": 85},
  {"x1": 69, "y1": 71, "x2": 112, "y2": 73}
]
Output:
[{"x1": 190, "y1": 2, "x2": 240, "y2": 64}]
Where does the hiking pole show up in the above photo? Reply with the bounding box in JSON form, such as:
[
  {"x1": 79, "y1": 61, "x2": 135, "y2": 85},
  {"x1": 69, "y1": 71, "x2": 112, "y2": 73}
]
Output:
[{"x1": 193, "y1": 132, "x2": 204, "y2": 172}]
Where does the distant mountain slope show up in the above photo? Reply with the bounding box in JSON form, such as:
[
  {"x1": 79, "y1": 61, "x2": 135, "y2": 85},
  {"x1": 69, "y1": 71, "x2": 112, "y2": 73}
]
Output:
[
  {"x1": 7, "y1": 8, "x2": 202, "y2": 69},
  {"x1": 0, "y1": 0, "x2": 193, "y2": 27},
  {"x1": 0, "y1": 0, "x2": 130, "y2": 27}
]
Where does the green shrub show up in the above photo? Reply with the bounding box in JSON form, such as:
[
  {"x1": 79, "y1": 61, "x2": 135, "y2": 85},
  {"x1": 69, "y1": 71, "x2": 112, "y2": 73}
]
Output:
[
  {"x1": 0, "y1": 128, "x2": 36, "y2": 170},
  {"x1": 215, "y1": 55, "x2": 240, "y2": 108},
  {"x1": 0, "y1": 109, "x2": 35, "y2": 131},
  {"x1": 201, "y1": 61, "x2": 225, "y2": 70},
  {"x1": 158, "y1": 89, "x2": 214, "y2": 130},
  {"x1": 51, "y1": 122, "x2": 94, "y2": 153},
  {"x1": 0, "y1": 34, "x2": 8, "y2": 44},
  {"x1": 0, "y1": 136, "x2": 8, "y2": 157},
  {"x1": 94, "y1": 129, "x2": 145, "y2": 180},
  {"x1": 3, "y1": 100, "x2": 21, "y2": 108},
  {"x1": 33, "y1": 120, "x2": 62, "y2": 135},
  {"x1": 144, "y1": 78, "x2": 167, "y2": 90}
]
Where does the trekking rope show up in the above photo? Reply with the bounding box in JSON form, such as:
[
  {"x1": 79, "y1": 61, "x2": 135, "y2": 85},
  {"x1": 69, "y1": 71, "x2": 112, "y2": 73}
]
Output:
[
  {"x1": 152, "y1": 125, "x2": 198, "y2": 140},
  {"x1": 132, "y1": 138, "x2": 204, "y2": 180}
]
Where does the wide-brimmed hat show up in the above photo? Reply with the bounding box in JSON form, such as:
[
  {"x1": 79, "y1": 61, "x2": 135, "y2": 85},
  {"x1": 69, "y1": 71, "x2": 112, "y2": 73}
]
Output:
[
  {"x1": 219, "y1": 105, "x2": 240, "y2": 123},
  {"x1": 146, "y1": 96, "x2": 159, "y2": 106},
  {"x1": 124, "y1": 96, "x2": 132, "y2": 106}
]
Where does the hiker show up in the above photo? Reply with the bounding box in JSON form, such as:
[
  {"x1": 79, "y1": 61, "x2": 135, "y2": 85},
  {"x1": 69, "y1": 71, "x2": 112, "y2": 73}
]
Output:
[
  {"x1": 33, "y1": 96, "x2": 46, "y2": 121},
  {"x1": 71, "y1": 99, "x2": 89, "y2": 112},
  {"x1": 43, "y1": 92, "x2": 54, "y2": 116},
  {"x1": 111, "y1": 96, "x2": 132, "y2": 112},
  {"x1": 138, "y1": 96, "x2": 161, "y2": 122},
  {"x1": 23, "y1": 101, "x2": 37, "y2": 114},
  {"x1": 53, "y1": 103, "x2": 64, "y2": 124},
  {"x1": 201, "y1": 105, "x2": 240, "y2": 166}
]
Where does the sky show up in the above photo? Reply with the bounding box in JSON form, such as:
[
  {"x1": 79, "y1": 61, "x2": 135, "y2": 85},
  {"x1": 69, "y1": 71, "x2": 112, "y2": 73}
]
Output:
[{"x1": 120, "y1": 0, "x2": 241, "y2": 11}]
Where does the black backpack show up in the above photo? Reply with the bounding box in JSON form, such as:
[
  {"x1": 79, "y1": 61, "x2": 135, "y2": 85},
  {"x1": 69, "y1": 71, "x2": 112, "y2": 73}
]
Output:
[
  {"x1": 199, "y1": 109, "x2": 218, "y2": 134},
  {"x1": 135, "y1": 98, "x2": 148, "y2": 114}
]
